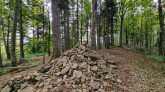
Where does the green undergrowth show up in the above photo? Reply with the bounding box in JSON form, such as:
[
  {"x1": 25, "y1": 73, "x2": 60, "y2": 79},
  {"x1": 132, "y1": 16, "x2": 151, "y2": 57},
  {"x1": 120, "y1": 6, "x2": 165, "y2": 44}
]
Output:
[
  {"x1": 144, "y1": 52, "x2": 165, "y2": 62},
  {"x1": 0, "y1": 68, "x2": 15, "y2": 76},
  {"x1": 129, "y1": 47, "x2": 165, "y2": 62},
  {"x1": 0, "y1": 58, "x2": 43, "y2": 76}
]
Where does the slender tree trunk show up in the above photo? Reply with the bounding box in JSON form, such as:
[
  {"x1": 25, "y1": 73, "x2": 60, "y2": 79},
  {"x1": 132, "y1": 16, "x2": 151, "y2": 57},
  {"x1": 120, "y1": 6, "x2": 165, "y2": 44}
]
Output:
[
  {"x1": 86, "y1": 16, "x2": 89, "y2": 44},
  {"x1": 7, "y1": 15, "x2": 11, "y2": 59},
  {"x1": 0, "y1": 45, "x2": 2, "y2": 67},
  {"x1": 42, "y1": 4, "x2": 46, "y2": 64},
  {"x1": 105, "y1": 17, "x2": 110, "y2": 49},
  {"x1": 125, "y1": 27, "x2": 128, "y2": 45},
  {"x1": 2, "y1": 18, "x2": 10, "y2": 60},
  {"x1": 48, "y1": 12, "x2": 51, "y2": 56},
  {"x1": 76, "y1": 0, "x2": 79, "y2": 43},
  {"x1": 91, "y1": 0, "x2": 97, "y2": 49},
  {"x1": 80, "y1": 15, "x2": 83, "y2": 44},
  {"x1": 64, "y1": 11, "x2": 67, "y2": 50},
  {"x1": 110, "y1": 17, "x2": 114, "y2": 46},
  {"x1": 158, "y1": 0, "x2": 165, "y2": 55},
  {"x1": 64, "y1": 10, "x2": 70, "y2": 51},
  {"x1": 66, "y1": 15, "x2": 70, "y2": 49},
  {"x1": 145, "y1": 26, "x2": 149, "y2": 50},
  {"x1": 97, "y1": 23, "x2": 102, "y2": 49},
  {"x1": 19, "y1": 0, "x2": 24, "y2": 58},
  {"x1": 32, "y1": 26, "x2": 36, "y2": 53},
  {"x1": 51, "y1": 0, "x2": 62, "y2": 58},
  {"x1": 11, "y1": 0, "x2": 19, "y2": 66},
  {"x1": 119, "y1": 15, "x2": 124, "y2": 47},
  {"x1": 36, "y1": 26, "x2": 39, "y2": 52}
]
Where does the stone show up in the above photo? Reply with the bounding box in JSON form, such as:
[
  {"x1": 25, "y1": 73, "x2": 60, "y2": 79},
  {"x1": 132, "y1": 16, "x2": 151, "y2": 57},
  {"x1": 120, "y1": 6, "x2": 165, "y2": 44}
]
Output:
[
  {"x1": 106, "y1": 60, "x2": 116, "y2": 65},
  {"x1": 110, "y1": 65, "x2": 118, "y2": 69},
  {"x1": 56, "y1": 56, "x2": 68, "y2": 67},
  {"x1": 90, "y1": 80, "x2": 100, "y2": 90},
  {"x1": 105, "y1": 74, "x2": 112, "y2": 79},
  {"x1": 91, "y1": 66, "x2": 99, "y2": 72},
  {"x1": 79, "y1": 62, "x2": 87, "y2": 68},
  {"x1": 38, "y1": 83, "x2": 44, "y2": 87},
  {"x1": 117, "y1": 79, "x2": 122, "y2": 83},
  {"x1": 84, "y1": 53, "x2": 101, "y2": 61},
  {"x1": 73, "y1": 70, "x2": 83, "y2": 78},
  {"x1": 38, "y1": 63, "x2": 51, "y2": 73},
  {"x1": 81, "y1": 76, "x2": 86, "y2": 82},
  {"x1": 71, "y1": 63, "x2": 78, "y2": 69},
  {"x1": 20, "y1": 83, "x2": 28, "y2": 90},
  {"x1": 0, "y1": 45, "x2": 119, "y2": 92},
  {"x1": 21, "y1": 86, "x2": 34, "y2": 92},
  {"x1": 1, "y1": 85, "x2": 12, "y2": 92},
  {"x1": 82, "y1": 89, "x2": 88, "y2": 92},
  {"x1": 58, "y1": 65, "x2": 71, "y2": 75}
]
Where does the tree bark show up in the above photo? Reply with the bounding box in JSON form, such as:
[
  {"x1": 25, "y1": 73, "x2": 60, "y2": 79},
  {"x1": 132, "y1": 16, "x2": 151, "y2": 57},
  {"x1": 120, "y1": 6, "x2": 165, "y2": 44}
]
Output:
[
  {"x1": 2, "y1": 18, "x2": 10, "y2": 60},
  {"x1": 91, "y1": 0, "x2": 97, "y2": 49},
  {"x1": 19, "y1": 0, "x2": 24, "y2": 58},
  {"x1": 125, "y1": 27, "x2": 129, "y2": 45},
  {"x1": 86, "y1": 16, "x2": 89, "y2": 44},
  {"x1": 119, "y1": 15, "x2": 124, "y2": 47},
  {"x1": 158, "y1": 0, "x2": 165, "y2": 55},
  {"x1": 110, "y1": 17, "x2": 114, "y2": 46},
  {"x1": 0, "y1": 45, "x2": 2, "y2": 67},
  {"x1": 51, "y1": 0, "x2": 62, "y2": 58},
  {"x1": 64, "y1": 10, "x2": 70, "y2": 51},
  {"x1": 11, "y1": 0, "x2": 19, "y2": 66},
  {"x1": 76, "y1": 0, "x2": 79, "y2": 43},
  {"x1": 48, "y1": 11, "x2": 51, "y2": 56},
  {"x1": 6, "y1": 15, "x2": 11, "y2": 59}
]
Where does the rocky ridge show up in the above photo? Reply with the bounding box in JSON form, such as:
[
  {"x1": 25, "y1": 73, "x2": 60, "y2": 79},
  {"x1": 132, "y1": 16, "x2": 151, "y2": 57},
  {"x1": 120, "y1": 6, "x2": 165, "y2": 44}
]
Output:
[{"x1": 0, "y1": 45, "x2": 120, "y2": 92}]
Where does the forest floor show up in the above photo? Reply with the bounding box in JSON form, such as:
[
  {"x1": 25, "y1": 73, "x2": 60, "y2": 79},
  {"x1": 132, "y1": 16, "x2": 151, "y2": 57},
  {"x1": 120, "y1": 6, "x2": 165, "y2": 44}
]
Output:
[
  {"x1": 98, "y1": 48, "x2": 165, "y2": 91},
  {"x1": 0, "y1": 47, "x2": 165, "y2": 91}
]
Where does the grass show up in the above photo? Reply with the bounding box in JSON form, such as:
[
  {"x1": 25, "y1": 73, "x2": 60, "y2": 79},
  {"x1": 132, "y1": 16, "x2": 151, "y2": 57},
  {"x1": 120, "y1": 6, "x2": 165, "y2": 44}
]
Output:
[
  {"x1": 0, "y1": 59, "x2": 43, "y2": 76},
  {"x1": 144, "y1": 52, "x2": 165, "y2": 62},
  {"x1": 130, "y1": 47, "x2": 165, "y2": 63},
  {"x1": 0, "y1": 68, "x2": 15, "y2": 76}
]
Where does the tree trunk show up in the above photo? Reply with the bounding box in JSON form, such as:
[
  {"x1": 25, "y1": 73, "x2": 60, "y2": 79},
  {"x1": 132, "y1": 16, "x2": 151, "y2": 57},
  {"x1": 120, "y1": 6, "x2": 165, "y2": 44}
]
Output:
[
  {"x1": 66, "y1": 15, "x2": 70, "y2": 49},
  {"x1": 19, "y1": 0, "x2": 24, "y2": 58},
  {"x1": 105, "y1": 17, "x2": 110, "y2": 49},
  {"x1": 2, "y1": 18, "x2": 10, "y2": 60},
  {"x1": 6, "y1": 15, "x2": 11, "y2": 59},
  {"x1": 42, "y1": 4, "x2": 46, "y2": 64},
  {"x1": 91, "y1": 0, "x2": 97, "y2": 49},
  {"x1": 11, "y1": 0, "x2": 19, "y2": 66},
  {"x1": 64, "y1": 10, "x2": 70, "y2": 51},
  {"x1": 110, "y1": 17, "x2": 114, "y2": 46},
  {"x1": 158, "y1": 0, "x2": 165, "y2": 55},
  {"x1": 48, "y1": 11, "x2": 51, "y2": 56},
  {"x1": 119, "y1": 15, "x2": 124, "y2": 47},
  {"x1": 86, "y1": 16, "x2": 89, "y2": 44},
  {"x1": 145, "y1": 25, "x2": 149, "y2": 50},
  {"x1": 125, "y1": 27, "x2": 129, "y2": 45},
  {"x1": 51, "y1": 0, "x2": 62, "y2": 58},
  {"x1": 76, "y1": 0, "x2": 79, "y2": 43},
  {"x1": 0, "y1": 45, "x2": 2, "y2": 67}
]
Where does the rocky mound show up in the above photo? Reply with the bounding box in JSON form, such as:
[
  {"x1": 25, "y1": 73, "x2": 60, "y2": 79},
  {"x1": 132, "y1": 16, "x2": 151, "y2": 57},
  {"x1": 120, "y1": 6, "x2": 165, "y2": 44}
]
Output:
[{"x1": 0, "y1": 45, "x2": 119, "y2": 92}]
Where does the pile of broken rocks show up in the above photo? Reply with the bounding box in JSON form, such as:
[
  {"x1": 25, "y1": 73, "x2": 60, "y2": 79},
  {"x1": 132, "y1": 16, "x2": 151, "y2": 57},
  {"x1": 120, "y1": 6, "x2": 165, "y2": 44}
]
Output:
[{"x1": 0, "y1": 45, "x2": 121, "y2": 92}]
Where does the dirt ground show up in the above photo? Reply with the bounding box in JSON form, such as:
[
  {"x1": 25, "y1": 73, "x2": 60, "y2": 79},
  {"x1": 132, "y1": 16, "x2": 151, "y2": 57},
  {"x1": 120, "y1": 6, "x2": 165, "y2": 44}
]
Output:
[
  {"x1": 98, "y1": 48, "x2": 165, "y2": 92},
  {"x1": 0, "y1": 48, "x2": 165, "y2": 91}
]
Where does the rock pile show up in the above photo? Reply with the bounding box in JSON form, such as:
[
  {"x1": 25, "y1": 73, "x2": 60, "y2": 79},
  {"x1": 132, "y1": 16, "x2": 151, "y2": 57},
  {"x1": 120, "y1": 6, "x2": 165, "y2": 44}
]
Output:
[{"x1": 0, "y1": 45, "x2": 119, "y2": 92}]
